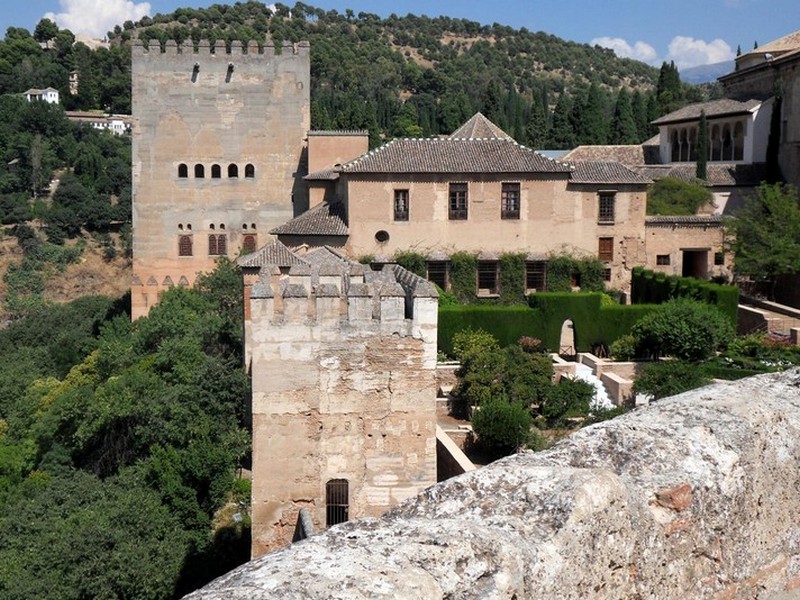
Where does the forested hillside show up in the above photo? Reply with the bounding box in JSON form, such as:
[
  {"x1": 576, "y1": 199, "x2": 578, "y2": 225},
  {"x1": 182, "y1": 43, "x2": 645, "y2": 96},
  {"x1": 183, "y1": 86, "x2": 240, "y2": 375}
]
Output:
[
  {"x1": 1, "y1": 2, "x2": 713, "y2": 150},
  {"x1": 0, "y1": 261, "x2": 251, "y2": 599}
]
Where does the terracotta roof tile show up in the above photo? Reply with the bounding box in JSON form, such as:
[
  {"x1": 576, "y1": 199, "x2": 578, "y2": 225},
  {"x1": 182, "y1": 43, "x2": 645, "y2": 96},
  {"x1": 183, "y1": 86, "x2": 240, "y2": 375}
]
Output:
[
  {"x1": 236, "y1": 240, "x2": 309, "y2": 268},
  {"x1": 569, "y1": 161, "x2": 652, "y2": 185},
  {"x1": 448, "y1": 112, "x2": 513, "y2": 140},
  {"x1": 646, "y1": 215, "x2": 724, "y2": 226},
  {"x1": 270, "y1": 202, "x2": 348, "y2": 236},
  {"x1": 634, "y1": 163, "x2": 766, "y2": 186},
  {"x1": 341, "y1": 138, "x2": 572, "y2": 174},
  {"x1": 563, "y1": 145, "x2": 646, "y2": 166},
  {"x1": 304, "y1": 167, "x2": 339, "y2": 181},
  {"x1": 651, "y1": 99, "x2": 761, "y2": 125}
]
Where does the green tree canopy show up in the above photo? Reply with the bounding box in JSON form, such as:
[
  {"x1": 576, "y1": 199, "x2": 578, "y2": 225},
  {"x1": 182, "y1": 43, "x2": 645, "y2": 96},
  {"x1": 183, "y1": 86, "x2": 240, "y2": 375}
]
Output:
[{"x1": 728, "y1": 183, "x2": 800, "y2": 296}]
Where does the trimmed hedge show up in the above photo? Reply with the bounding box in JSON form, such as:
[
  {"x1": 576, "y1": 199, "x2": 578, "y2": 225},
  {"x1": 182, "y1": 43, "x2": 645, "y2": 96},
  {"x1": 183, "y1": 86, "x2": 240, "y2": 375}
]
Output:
[
  {"x1": 438, "y1": 305, "x2": 546, "y2": 356},
  {"x1": 631, "y1": 267, "x2": 738, "y2": 326},
  {"x1": 439, "y1": 294, "x2": 660, "y2": 355}
]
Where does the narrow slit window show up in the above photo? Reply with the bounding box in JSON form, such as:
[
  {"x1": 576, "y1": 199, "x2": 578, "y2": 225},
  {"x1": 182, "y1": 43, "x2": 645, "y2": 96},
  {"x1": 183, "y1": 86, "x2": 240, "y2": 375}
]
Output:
[
  {"x1": 228, "y1": 163, "x2": 239, "y2": 178},
  {"x1": 211, "y1": 164, "x2": 221, "y2": 178},
  {"x1": 326, "y1": 479, "x2": 349, "y2": 527},
  {"x1": 245, "y1": 163, "x2": 255, "y2": 178},
  {"x1": 194, "y1": 164, "x2": 205, "y2": 178},
  {"x1": 178, "y1": 163, "x2": 188, "y2": 178}
]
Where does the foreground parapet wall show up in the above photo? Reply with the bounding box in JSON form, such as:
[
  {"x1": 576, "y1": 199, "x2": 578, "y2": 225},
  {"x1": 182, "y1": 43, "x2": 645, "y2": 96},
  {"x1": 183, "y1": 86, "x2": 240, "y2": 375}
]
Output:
[{"x1": 187, "y1": 369, "x2": 800, "y2": 599}]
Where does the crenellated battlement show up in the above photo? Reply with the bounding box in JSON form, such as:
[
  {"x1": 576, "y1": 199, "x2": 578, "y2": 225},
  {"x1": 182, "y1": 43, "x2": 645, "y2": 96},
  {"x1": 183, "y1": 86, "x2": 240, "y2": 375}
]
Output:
[
  {"x1": 249, "y1": 262, "x2": 437, "y2": 334},
  {"x1": 131, "y1": 38, "x2": 310, "y2": 57}
]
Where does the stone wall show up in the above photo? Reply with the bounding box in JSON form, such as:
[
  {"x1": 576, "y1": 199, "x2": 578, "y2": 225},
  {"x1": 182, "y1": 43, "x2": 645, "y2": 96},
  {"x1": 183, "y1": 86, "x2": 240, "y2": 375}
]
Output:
[
  {"x1": 187, "y1": 369, "x2": 800, "y2": 599},
  {"x1": 131, "y1": 39, "x2": 310, "y2": 318},
  {"x1": 248, "y1": 263, "x2": 438, "y2": 557}
]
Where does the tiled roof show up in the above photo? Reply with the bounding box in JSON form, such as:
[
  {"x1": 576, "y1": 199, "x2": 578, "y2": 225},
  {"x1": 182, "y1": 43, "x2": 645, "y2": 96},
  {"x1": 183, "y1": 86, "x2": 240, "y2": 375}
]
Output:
[
  {"x1": 304, "y1": 167, "x2": 339, "y2": 181},
  {"x1": 308, "y1": 130, "x2": 369, "y2": 136},
  {"x1": 448, "y1": 112, "x2": 513, "y2": 140},
  {"x1": 341, "y1": 138, "x2": 572, "y2": 174},
  {"x1": 300, "y1": 246, "x2": 350, "y2": 266},
  {"x1": 651, "y1": 99, "x2": 761, "y2": 125},
  {"x1": 634, "y1": 163, "x2": 766, "y2": 186},
  {"x1": 569, "y1": 161, "x2": 652, "y2": 185},
  {"x1": 646, "y1": 215, "x2": 724, "y2": 226},
  {"x1": 270, "y1": 201, "x2": 348, "y2": 236},
  {"x1": 236, "y1": 240, "x2": 309, "y2": 268},
  {"x1": 745, "y1": 30, "x2": 800, "y2": 55},
  {"x1": 563, "y1": 145, "x2": 646, "y2": 166}
]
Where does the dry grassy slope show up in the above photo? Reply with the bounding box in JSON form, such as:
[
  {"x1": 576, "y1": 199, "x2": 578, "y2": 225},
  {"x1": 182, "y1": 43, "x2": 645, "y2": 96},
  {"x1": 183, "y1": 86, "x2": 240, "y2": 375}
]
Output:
[{"x1": 0, "y1": 231, "x2": 131, "y2": 315}]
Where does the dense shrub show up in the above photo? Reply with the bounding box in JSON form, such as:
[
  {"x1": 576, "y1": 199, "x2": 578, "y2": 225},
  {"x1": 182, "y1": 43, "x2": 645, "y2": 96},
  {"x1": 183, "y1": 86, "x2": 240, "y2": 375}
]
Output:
[
  {"x1": 471, "y1": 398, "x2": 532, "y2": 457},
  {"x1": 631, "y1": 298, "x2": 734, "y2": 360},
  {"x1": 633, "y1": 360, "x2": 712, "y2": 400},
  {"x1": 542, "y1": 378, "x2": 594, "y2": 424},
  {"x1": 646, "y1": 176, "x2": 713, "y2": 215}
]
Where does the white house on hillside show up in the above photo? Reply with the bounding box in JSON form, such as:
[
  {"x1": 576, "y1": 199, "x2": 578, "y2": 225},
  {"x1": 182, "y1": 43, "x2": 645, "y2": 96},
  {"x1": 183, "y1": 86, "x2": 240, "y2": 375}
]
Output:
[{"x1": 23, "y1": 87, "x2": 60, "y2": 104}]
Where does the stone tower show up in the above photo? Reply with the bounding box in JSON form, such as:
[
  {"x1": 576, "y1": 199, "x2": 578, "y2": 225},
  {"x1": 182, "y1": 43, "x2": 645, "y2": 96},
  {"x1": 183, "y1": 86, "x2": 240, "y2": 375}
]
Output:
[
  {"x1": 130, "y1": 38, "x2": 310, "y2": 318},
  {"x1": 247, "y1": 261, "x2": 439, "y2": 556}
]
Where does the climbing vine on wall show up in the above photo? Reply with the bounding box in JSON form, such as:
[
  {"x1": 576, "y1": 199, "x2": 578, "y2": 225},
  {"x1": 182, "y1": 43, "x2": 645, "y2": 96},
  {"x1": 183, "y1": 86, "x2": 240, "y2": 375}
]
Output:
[{"x1": 499, "y1": 252, "x2": 526, "y2": 304}]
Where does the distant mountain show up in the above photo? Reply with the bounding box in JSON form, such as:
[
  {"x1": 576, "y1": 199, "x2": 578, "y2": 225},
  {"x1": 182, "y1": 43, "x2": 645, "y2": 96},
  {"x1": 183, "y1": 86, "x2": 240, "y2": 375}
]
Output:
[{"x1": 680, "y1": 60, "x2": 735, "y2": 84}]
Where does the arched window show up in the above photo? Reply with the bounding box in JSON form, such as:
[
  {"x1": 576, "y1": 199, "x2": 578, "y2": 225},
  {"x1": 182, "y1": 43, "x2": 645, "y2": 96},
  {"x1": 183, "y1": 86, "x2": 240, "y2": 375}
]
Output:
[
  {"x1": 208, "y1": 234, "x2": 227, "y2": 256},
  {"x1": 326, "y1": 479, "x2": 349, "y2": 527},
  {"x1": 679, "y1": 129, "x2": 689, "y2": 162},
  {"x1": 733, "y1": 121, "x2": 744, "y2": 161},
  {"x1": 194, "y1": 164, "x2": 205, "y2": 178},
  {"x1": 688, "y1": 127, "x2": 697, "y2": 162},
  {"x1": 245, "y1": 163, "x2": 255, "y2": 178},
  {"x1": 178, "y1": 163, "x2": 188, "y2": 178},
  {"x1": 670, "y1": 130, "x2": 679, "y2": 162},
  {"x1": 211, "y1": 164, "x2": 221, "y2": 178},
  {"x1": 178, "y1": 235, "x2": 193, "y2": 256},
  {"x1": 711, "y1": 125, "x2": 721, "y2": 161},
  {"x1": 722, "y1": 124, "x2": 732, "y2": 161},
  {"x1": 228, "y1": 163, "x2": 239, "y2": 178},
  {"x1": 242, "y1": 234, "x2": 257, "y2": 254}
]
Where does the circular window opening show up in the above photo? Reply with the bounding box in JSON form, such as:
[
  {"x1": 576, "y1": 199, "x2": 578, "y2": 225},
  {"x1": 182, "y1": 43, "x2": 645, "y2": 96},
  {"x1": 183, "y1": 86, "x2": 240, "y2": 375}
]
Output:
[{"x1": 375, "y1": 230, "x2": 390, "y2": 243}]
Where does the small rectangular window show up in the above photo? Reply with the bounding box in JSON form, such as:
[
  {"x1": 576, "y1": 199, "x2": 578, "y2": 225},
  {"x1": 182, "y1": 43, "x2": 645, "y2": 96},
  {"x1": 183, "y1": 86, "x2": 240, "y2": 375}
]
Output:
[
  {"x1": 427, "y1": 261, "x2": 449, "y2": 290},
  {"x1": 501, "y1": 182, "x2": 520, "y2": 219},
  {"x1": 598, "y1": 237, "x2": 614, "y2": 262},
  {"x1": 326, "y1": 479, "x2": 349, "y2": 527},
  {"x1": 477, "y1": 261, "x2": 499, "y2": 295},
  {"x1": 714, "y1": 251, "x2": 725, "y2": 265},
  {"x1": 603, "y1": 268, "x2": 612, "y2": 282},
  {"x1": 656, "y1": 254, "x2": 671, "y2": 266},
  {"x1": 449, "y1": 183, "x2": 468, "y2": 220},
  {"x1": 525, "y1": 261, "x2": 546, "y2": 292},
  {"x1": 394, "y1": 189, "x2": 409, "y2": 221},
  {"x1": 598, "y1": 192, "x2": 615, "y2": 224}
]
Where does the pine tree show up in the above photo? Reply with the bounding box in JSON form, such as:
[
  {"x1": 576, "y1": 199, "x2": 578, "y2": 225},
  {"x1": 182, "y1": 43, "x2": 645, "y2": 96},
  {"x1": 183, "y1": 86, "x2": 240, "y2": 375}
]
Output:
[
  {"x1": 696, "y1": 110, "x2": 708, "y2": 180},
  {"x1": 609, "y1": 89, "x2": 638, "y2": 144},
  {"x1": 736, "y1": 44, "x2": 742, "y2": 56}
]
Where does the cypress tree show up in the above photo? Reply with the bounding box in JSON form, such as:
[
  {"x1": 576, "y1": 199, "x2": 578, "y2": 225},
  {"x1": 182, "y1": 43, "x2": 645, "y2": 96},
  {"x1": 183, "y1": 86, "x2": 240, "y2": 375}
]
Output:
[
  {"x1": 548, "y1": 94, "x2": 574, "y2": 149},
  {"x1": 696, "y1": 110, "x2": 708, "y2": 180},
  {"x1": 609, "y1": 89, "x2": 638, "y2": 144}
]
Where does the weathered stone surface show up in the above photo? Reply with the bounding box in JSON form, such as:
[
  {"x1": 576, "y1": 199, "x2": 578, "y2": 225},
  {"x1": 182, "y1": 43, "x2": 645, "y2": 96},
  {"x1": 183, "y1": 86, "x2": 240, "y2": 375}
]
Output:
[{"x1": 185, "y1": 370, "x2": 800, "y2": 599}]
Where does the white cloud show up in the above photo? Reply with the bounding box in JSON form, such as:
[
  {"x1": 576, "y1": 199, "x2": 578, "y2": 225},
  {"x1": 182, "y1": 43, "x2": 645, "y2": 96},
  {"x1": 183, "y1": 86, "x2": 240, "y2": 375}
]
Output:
[
  {"x1": 666, "y1": 36, "x2": 735, "y2": 69},
  {"x1": 44, "y1": 0, "x2": 151, "y2": 38},
  {"x1": 591, "y1": 36, "x2": 659, "y2": 65}
]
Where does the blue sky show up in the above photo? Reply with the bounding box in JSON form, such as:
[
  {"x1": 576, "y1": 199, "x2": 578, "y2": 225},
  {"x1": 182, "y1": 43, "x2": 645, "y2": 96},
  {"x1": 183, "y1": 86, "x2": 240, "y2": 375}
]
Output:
[{"x1": 2, "y1": 0, "x2": 798, "y2": 69}]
